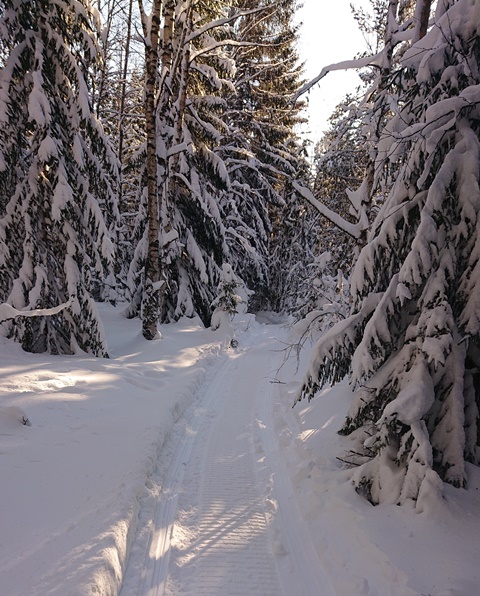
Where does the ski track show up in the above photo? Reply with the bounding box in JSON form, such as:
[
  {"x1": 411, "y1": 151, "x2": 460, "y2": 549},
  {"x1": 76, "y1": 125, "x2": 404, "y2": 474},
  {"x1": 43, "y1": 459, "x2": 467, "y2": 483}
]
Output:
[{"x1": 122, "y1": 324, "x2": 334, "y2": 596}]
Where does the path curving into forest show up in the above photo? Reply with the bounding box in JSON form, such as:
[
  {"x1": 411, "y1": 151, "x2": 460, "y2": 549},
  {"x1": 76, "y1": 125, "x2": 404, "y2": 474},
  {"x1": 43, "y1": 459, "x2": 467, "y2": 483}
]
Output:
[{"x1": 121, "y1": 322, "x2": 334, "y2": 596}]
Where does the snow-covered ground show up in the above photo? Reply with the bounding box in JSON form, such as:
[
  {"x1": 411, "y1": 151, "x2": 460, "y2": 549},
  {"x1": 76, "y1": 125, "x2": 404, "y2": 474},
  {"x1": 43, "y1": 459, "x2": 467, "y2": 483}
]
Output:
[{"x1": 1, "y1": 305, "x2": 479, "y2": 595}]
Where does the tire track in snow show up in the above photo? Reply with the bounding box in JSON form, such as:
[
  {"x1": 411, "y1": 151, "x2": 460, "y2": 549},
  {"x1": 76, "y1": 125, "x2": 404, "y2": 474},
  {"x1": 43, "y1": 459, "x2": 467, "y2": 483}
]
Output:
[
  {"x1": 132, "y1": 347, "x2": 236, "y2": 596},
  {"x1": 123, "y1": 324, "x2": 334, "y2": 595}
]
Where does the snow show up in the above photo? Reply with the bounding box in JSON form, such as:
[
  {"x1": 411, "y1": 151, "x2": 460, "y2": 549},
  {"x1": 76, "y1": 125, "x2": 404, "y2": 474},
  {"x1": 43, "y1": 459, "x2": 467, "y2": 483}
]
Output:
[
  {"x1": 28, "y1": 69, "x2": 51, "y2": 127},
  {"x1": 293, "y1": 181, "x2": 363, "y2": 240},
  {"x1": 379, "y1": 359, "x2": 434, "y2": 427},
  {"x1": 52, "y1": 166, "x2": 73, "y2": 222},
  {"x1": 0, "y1": 297, "x2": 73, "y2": 322},
  {"x1": 0, "y1": 304, "x2": 479, "y2": 595},
  {"x1": 186, "y1": 231, "x2": 208, "y2": 285}
]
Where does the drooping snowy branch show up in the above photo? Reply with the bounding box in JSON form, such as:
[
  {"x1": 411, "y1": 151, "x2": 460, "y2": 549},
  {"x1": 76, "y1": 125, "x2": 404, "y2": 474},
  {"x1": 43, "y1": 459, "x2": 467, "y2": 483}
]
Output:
[
  {"x1": 0, "y1": 298, "x2": 74, "y2": 323},
  {"x1": 186, "y1": 6, "x2": 268, "y2": 44},
  {"x1": 292, "y1": 181, "x2": 363, "y2": 240},
  {"x1": 292, "y1": 52, "x2": 385, "y2": 103}
]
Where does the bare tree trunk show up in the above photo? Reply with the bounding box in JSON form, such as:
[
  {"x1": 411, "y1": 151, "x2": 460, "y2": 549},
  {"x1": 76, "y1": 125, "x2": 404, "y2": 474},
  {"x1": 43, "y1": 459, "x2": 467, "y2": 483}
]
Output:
[
  {"x1": 413, "y1": 0, "x2": 432, "y2": 43},
  {"x1": 139, "y1": 0, "x2": 162, "y2": 340},
  {"x1": 118, "y1": 0, "x2": 133, "y2": 176}
]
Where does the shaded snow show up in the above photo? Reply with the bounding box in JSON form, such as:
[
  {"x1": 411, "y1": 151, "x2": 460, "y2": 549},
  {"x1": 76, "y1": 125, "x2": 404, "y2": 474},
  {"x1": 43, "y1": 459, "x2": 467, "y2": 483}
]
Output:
[{"x1": 0, "y1": 305, "x2": 479, "y2": 595}]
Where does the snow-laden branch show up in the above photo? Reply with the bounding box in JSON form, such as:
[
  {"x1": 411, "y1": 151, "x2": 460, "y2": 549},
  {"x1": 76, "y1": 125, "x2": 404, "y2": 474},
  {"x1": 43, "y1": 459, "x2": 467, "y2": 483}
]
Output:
[
  {"x1": 167, "y1": 141, "x2": 190, "y2": 157},
  {"x1": 294, "y1": 291, "x2": 384, "y2": 405},
  {"x1": 292, "y1": 52, "x2": 385, "y2": 103},
  {"x1": 0, "y1": 297, "x2": 74, "y2": 323},
  {"x1": 186, "y1": 6, "x2": 267, "y2": 44},
  {"x1": 189, "y1": 40, "x2": 272, "y2": 63},
  {"x1": 292, "y1": 10, "x2": 420, "y2": 104},
  {"x1": 293, "y1": 182, "x2": 362, "y2": 240},
  {"x1": 186, "y1": 5, "x2": 283, "y2": 64}
]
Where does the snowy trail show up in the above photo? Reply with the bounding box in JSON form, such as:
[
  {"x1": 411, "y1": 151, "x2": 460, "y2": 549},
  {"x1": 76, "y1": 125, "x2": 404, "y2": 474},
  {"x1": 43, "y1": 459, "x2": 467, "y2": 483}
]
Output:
[{"x1": 121, "y1": 323, "x2": 334, "y2": 596}]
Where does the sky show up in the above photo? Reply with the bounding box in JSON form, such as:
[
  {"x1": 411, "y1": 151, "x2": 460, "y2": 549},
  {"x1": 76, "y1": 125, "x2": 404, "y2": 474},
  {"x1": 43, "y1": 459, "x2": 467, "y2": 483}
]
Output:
[{"x1": 295, "y1": 1, "x2": 369, "y2": 152}]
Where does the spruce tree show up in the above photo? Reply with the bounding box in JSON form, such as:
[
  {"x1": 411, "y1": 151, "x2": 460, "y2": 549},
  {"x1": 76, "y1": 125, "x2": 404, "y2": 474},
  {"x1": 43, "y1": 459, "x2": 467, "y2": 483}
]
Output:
[
  {"x1": 211, "y1": 263, "x2": 243, "y2": 331},
  {"x1": 312, "y1": 94, "x2": 368, "y2": 273},
  {"x1": 219, "y1": 0, "x2": 308, "y2": 312},
  {"x1": 0, "y1": 0, "x2": 118, "y2": 356},
  {"x1": 128, "y1": 0, "x2": 230, "y2": 334},
  {"x1": 297, "y1": 0, "x2": 480, "y2": 507},
  {"x1": 127, "y1": 0, "x2": 250, "y2": 330}
]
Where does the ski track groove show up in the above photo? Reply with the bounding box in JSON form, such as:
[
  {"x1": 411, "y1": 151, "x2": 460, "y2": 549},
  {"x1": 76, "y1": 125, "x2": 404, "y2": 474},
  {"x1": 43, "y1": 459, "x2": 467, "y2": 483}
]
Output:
[
  {"x1": 186, "y1": 341, "x2": 280, "y2": 596},
  {"x1": 124, "y1": 324, "x2": 334, "y2": 595},
  {"x1": 253, "y1": 344, "x2": 336, "y2": 596},
  {"x1": 137, "y1": 348, "x2": 236, "y2": 596}
]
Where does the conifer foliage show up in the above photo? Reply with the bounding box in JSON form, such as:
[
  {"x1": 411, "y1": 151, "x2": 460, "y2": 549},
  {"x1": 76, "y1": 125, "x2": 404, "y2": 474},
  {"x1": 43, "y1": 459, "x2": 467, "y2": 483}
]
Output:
[
  {"x1": 127, "y1": 0, "x2": 240, "y2": 335},
  {"x1": 126, "y1": 0, "x2": 307, "y2": 332},
  {"x1": 220, "y1": 0, "x2": 308, "y2": 312},
  {"x1": 0, "y1": 0, "x2": 118, "y2": 356},
  {"x1": 297, "y1": 0, "x2": 480, "y2": 507}
]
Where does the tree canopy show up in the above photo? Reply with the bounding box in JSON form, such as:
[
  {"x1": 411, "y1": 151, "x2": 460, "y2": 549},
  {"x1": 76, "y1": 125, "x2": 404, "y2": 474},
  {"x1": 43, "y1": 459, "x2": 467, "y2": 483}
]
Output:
[{"x1": 296, "y1": 0, "x2": 480, "y2": 507}]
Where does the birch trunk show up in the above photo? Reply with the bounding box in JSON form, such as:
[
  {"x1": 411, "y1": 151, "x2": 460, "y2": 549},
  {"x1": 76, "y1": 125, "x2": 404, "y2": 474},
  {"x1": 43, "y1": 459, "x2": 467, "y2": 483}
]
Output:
[
  {"x1": 167, "y1": 2, "x2": 191, "y2": 201},
  {"x1": 139, "y1": 0, "x2": 162, "y2": 340}
]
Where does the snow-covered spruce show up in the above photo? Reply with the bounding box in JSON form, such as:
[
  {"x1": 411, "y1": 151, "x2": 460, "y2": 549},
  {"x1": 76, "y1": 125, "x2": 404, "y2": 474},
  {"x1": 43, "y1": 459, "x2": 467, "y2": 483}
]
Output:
[
  {"x1": 125, "y1": 1, "x2": 307, "y2": 328},
  {"x1": 291, "y1": 252, "x2": 350, "y2": 344},
  {"x1": 0, "y1": 0, "x2": 118, "y2": 356},
  {"x1": 297, "y1": 0, "x2": 480, "y2": 507},
  {"x1": 210, "y1": 263, "x2": 245, "y2": 332},
  {"x1": 310, "y1": 91, "x2": 369, "y2": 274},
  {"x1": 218, "y1": 0, "x2": 308, "y2": 313}
]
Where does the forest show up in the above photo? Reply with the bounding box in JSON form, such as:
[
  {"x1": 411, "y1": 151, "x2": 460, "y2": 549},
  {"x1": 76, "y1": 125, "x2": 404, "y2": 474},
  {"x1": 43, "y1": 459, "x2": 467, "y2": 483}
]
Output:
[{"x1": 1, "y1": 0, "x2": 480, "y2": 512}]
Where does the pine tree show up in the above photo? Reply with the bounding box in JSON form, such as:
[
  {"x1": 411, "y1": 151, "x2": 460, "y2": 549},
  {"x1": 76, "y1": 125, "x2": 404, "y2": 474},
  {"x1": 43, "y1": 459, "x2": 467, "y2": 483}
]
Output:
[
  {"x1": 297, "y1": 0, "x2": 480, "y2": 507},
  {"x1": 0, "y1": 0, "x2": 118, "y2": 356}
]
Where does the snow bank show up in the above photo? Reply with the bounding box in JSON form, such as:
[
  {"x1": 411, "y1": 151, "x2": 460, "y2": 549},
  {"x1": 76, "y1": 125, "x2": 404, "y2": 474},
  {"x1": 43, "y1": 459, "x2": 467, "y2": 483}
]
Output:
[
  {"x1": 0, "y1": 304, "x2": 228, "y2": 596},
  {"x1": 276, "y1": 326, "x2": 480, "y2": 595}
]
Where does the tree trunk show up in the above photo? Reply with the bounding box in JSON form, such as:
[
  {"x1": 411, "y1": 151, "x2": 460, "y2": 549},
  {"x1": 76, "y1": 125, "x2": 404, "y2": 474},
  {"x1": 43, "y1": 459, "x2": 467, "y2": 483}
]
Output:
[
  {"x1": 167, "y1": 2, "x2": 191, "y2": 200},
  {"x1": 118, "y1": 0, "x2": 134, "y2": 176},
  {"x1": 413, "y1": 0, "x2": 432, "y2": 43},
  {"x1": 139, "y1": 0, "x2": 162, "y2": 340}
]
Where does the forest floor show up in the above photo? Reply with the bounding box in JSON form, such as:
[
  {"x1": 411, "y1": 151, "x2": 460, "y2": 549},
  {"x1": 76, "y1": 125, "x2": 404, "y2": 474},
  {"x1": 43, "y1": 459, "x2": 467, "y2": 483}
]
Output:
[{"x1": 0, "y1": 305, "x2": 479, "y2": 595}]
